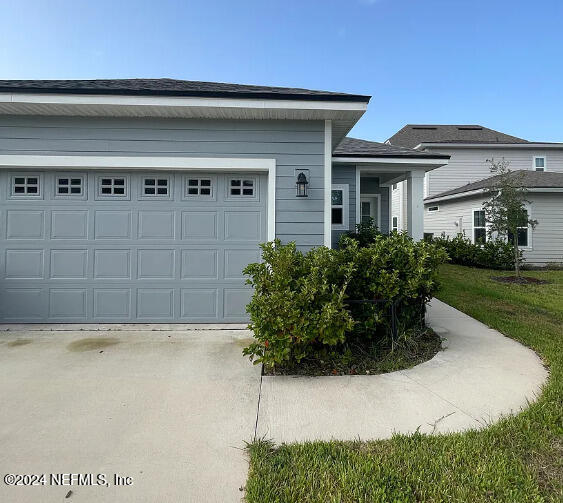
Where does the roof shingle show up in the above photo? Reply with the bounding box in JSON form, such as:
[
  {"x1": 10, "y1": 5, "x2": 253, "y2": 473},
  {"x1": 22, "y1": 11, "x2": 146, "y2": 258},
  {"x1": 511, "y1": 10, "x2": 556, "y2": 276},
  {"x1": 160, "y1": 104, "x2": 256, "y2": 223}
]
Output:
[
  {"x1": 387, "y1": 124, "x2": 528, "y2": 148},
  {"x1": 334, "y1": 137, "x2": 450, "y2": 159}
]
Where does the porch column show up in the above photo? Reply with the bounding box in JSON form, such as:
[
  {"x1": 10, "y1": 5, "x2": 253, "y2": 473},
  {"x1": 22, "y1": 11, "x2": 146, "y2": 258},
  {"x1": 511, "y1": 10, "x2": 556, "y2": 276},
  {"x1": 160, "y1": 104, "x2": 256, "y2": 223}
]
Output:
[{"x1": 406, "y1": 169, "x2": 425, "y2": 240}]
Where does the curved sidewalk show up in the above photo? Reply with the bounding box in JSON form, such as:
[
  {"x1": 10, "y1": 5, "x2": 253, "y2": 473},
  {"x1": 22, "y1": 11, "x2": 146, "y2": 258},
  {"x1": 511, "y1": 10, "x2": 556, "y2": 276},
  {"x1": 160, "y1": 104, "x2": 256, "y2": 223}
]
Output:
[{"x1": 255, "y1": 298, "x2": 548, "y2": 442}]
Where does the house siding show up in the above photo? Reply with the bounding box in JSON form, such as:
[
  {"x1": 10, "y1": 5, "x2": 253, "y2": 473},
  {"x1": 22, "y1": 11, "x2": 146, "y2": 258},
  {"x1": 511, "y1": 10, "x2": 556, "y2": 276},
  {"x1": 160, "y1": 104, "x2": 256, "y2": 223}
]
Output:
[
  {"x1": 0, "y1": 116, "x2": 325, "y2": 250},
  {"x1": 424, "y1": 193, "x2": 563, "y2": 265},
  {"x1": 424, "y1": 146, "x2": 563, "y2": 197}
]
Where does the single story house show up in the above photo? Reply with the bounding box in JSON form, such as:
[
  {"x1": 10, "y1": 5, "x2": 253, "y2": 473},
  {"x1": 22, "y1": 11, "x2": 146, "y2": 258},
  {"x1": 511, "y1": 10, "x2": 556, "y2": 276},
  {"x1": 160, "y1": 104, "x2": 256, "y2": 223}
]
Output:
[
  {"x1": 0, "y1": 79, "x2": 449, "y2": 323},
  {"x1": 386, "y1": 124, "x2": 563, "y2": 265}
]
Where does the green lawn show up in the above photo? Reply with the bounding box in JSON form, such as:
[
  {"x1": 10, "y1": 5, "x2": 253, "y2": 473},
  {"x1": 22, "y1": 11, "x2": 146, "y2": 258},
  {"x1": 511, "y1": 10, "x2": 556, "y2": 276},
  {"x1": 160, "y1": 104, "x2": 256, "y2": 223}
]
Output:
[{"x1": 245, "y1": 264, "x2": 563, "y2": 503}]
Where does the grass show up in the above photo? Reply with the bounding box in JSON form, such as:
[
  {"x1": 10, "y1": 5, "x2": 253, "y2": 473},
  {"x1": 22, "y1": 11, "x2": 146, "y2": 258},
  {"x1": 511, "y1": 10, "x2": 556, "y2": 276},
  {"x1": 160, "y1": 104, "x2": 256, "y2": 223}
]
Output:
[
  {"x1": 245, "y1": 264, "x2": 563, "y2": 502},
  {"x1": 265, "y1": 328, "x2": 442, "y2": 376}
]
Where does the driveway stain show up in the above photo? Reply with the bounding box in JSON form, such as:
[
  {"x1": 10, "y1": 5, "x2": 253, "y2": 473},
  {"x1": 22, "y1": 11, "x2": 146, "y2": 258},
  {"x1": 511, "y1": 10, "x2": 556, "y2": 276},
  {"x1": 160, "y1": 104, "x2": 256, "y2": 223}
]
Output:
[
  {"x1": 6, "y1": 339, "x2": 32, "y2": 347},
  {"x1": 233, "y1": 337, "x2": 255, "y2": 348},
  {"x1": 67, "y1": 338, "x2": 120, "y2": 352}
]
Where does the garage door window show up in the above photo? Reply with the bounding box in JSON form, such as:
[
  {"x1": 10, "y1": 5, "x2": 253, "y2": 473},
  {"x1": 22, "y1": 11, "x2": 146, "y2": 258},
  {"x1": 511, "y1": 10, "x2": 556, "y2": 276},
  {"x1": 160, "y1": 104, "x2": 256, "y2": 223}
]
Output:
[
  {"x1": 56, "y1": 176, "x2": 84, "y2": 197},
  {"x1": 229, "y1": 178, "x2": 255, "y2": 197},
  {"x1": 11, "y1": 174, "x2": 41, "y2": 198},
  {"x1": 143, "y1": 177, "x2": 170, "y2": 197},
  {"x1": 97, "y1": 176, "x2": 129, "y2": 199},
  {"x1": 185, "y1": 177, "x2": 214, "y2": 199}
]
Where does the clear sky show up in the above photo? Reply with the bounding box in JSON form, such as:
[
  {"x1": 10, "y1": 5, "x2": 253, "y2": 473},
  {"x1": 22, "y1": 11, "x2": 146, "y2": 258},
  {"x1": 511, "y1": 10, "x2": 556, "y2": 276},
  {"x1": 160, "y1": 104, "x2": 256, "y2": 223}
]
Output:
[{"x1": 1, "y1": 0, "x2": 562, "y2": 142}]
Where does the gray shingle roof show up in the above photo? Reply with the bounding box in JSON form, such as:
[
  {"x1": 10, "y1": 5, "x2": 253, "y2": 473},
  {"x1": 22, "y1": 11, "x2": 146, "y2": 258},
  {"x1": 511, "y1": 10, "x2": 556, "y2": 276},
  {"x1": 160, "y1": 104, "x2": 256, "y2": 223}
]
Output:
[
  {"x1": 387, "y1": 124, "x2": 528, "y2": 148},
  {"x1": 0, "y1": 78, "x2": 371, "y2": 103},
  {"x1": 426, "y1": 170, "x2": 563, "y2": 201},
  {"x1": 334, "y1": 137, "x2": 450, "y2": 159}
]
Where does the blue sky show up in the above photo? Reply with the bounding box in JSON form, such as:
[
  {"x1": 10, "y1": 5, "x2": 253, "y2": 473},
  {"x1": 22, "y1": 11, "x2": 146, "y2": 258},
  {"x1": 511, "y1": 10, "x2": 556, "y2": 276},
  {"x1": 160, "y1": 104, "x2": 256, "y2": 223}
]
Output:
[{"x1": 1, "y1": 0, "x2": 562, "y2": 142}]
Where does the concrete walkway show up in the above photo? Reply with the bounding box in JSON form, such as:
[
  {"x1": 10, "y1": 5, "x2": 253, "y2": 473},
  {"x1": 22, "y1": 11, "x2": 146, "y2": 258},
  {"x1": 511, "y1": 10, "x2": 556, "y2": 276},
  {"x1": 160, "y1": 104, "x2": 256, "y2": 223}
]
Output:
[{"x1": 256, "y1": 299, "x2": 548, "y2": 442}]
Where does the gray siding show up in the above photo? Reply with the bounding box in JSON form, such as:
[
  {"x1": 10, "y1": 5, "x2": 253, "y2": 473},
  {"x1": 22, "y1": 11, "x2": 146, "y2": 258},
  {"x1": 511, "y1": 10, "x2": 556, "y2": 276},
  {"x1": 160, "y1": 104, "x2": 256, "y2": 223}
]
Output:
[
  {"x1": 424, "y1": 193, "x2": 563, "y2": 265},
  {"x1": 0, "y1": 116, "x2": 325, "y2": 250},
  {"x1": 331, "y1": 164, "x2": 356, "y2": 248},
  {"x1": 424, "y1": 146, "x2": 563, "y2": 197}
]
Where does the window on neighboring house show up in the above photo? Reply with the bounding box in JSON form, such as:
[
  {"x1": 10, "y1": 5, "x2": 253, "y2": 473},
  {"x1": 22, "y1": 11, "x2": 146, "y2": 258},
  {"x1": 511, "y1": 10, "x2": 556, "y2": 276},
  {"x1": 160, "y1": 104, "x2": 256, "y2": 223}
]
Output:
[
  {"x1": 56, "y1": 176, "x2": 83, "y2": 196},
  {"x1": 392, "y1": 183, "x2": 398, "y2": 190},
  {"x1": 392, "y1": 216, "x2": 398, "y2": 231},
  {"x1": 473, "y1": 209, "x2": 487, "y2": 244},
  {"x1": 533, "y1": 156, "x2": 546, "y2": 171},
  {"x1": 12, "y1": 175, "x2": 40, "y2": 196},
  {"x1": 507, "y1": 209, "x2": 530, "y2": 248},
  {"x1": 143, "y1": 177, "x2": 170, "y2": 196},
  {"x1": 428, "y1": 206, "x2": 439, "y2": 212},
  {"x1": 229, "y1": 178, "x2": 255, "y2": 197},
  {"x1": 331, "y1": 184, "x2": 349, "y2": 230}
]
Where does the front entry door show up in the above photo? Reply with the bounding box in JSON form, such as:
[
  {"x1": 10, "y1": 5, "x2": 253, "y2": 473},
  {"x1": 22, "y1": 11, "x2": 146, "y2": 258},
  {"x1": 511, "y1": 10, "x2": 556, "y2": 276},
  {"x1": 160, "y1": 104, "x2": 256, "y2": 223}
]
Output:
[{"x1": 360, "y1": 196, "x2": 379, "y2": 228}]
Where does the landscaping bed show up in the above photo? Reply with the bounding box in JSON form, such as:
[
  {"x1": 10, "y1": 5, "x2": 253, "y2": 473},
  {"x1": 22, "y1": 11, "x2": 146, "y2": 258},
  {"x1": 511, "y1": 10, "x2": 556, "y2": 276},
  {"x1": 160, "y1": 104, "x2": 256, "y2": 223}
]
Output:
[
  {"x1": 245, "y1": 264, "x2": 563, "y2": 503},
  {"x1": 263, "y1": 327, "x2": 442, "y2": 376}
]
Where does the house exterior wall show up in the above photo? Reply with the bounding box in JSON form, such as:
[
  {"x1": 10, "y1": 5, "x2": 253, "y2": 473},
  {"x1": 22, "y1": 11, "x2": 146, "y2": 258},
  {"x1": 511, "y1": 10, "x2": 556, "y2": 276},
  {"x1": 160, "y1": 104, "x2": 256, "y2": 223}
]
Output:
[
  {"x1": 0, "y1": 116, "x2": 326, "y2": 250},
  {"x1": 424, "y1": 193, "x2": 563, "y2": 265},
  {"x1": 391, "y1": 180, "x2": 407, "y2": 231},
  {"x1": 424, "y1": 146, "x2": 563, "y2": 197}
]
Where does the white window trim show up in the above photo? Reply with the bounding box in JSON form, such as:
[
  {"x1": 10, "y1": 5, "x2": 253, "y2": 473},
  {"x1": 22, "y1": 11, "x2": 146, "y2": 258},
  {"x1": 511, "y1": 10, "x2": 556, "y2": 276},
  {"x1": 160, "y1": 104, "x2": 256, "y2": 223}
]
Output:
[
  {"x1": 510, "y1": 203, "x2": 533, "y2": 250},
  {"x1": 53, "y1": 172, "x2": 87, "y2": 200},
  {"x1": 140, "y1": 174, "x2": 173, "y2": 200},
  {"x1": 96, "y1": 174, "x2": 130, "y2": 200},
  {"x1": 533, "y1": 155, "x2": 547, "y2": 171},
  {"x1": 427, "y1": 205, "x2": 439, "y2": 213},
  {"x1": 226, "y1": 176, "x2": 258, "y2": 200},
  {"x1": 9, "y1": 172, "x2": 43, "y2": 199},
  {"x1": 0, "y1": 155, "x2": 276, "y2": 241},
  {"x1": 471, "y1": 207, "x2": 487, "y2": 244},
  {"x1": 392, "y1": 216, "x2": 398, "y2": 231},
  {"x1": 183, "y1": 175, "x2": 216, "y2": 201},
  {"x1": 331, "y1": 183, "x2": 349, "y2": 231}
]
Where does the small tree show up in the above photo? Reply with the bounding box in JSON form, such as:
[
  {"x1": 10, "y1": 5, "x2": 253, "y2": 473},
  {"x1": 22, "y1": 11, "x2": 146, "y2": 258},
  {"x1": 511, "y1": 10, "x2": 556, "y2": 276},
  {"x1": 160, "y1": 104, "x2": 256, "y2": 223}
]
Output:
[{"x1": 482, "y1": 158, "x2": 537, "y2": 277}]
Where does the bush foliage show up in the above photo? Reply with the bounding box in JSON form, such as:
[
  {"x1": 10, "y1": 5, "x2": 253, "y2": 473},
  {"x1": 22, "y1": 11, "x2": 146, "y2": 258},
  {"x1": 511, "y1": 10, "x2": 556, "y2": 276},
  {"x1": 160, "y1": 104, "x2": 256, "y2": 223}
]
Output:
[
  {"x1": 243, "y1": 234, "x2": 447, "y2": 368},
  {"x1": 432, "y1": 233, "x2": 521, "y2": 270}
]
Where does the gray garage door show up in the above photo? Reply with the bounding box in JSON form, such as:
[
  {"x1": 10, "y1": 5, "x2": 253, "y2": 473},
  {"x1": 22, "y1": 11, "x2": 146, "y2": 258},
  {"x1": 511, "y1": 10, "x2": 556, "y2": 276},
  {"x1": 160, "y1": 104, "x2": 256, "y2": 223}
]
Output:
[{"x1": 0, "y1": 170, "x2": 267, "y2": 323}]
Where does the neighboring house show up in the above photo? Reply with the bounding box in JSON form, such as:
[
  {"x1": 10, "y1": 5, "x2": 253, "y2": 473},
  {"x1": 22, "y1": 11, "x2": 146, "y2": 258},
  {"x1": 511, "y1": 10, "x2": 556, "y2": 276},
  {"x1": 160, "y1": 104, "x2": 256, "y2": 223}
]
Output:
[
  {"x1": 387, "y1": 124, "x2": 563, "y2": 265},
  {"x1": 425, "y1": 171, "x2": 563, "y2": 265},
  {"x1": 0, "y1": 79, "x2": 449, "y2": 323}
]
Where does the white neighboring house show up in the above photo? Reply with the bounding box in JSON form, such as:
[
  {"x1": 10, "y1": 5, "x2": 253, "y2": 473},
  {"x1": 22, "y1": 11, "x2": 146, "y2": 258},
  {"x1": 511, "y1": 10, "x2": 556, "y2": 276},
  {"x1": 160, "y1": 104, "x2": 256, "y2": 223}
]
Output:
[{"x1": 387, "y1": 125, "x2": 563, "y2": 265}]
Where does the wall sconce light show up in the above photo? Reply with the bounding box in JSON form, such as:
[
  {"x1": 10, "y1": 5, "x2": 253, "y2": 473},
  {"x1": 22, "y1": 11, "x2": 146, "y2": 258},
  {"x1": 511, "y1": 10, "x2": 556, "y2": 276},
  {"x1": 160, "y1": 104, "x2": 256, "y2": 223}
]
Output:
[{"x1": 296, "y1": 172, "x2": 309, "y2": 197}]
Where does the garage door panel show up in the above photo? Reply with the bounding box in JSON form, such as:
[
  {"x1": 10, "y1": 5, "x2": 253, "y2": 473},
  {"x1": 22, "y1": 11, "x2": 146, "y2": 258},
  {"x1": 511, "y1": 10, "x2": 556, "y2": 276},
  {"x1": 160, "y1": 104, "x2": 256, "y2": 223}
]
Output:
[
  {"x1": 181, "y1": 249, "x2": 218, "y2": 279},
  {"x1": 223, "y1": 288, "x2": 253, "y2": 319},
  {"x1": 224, "y1": 249, "x2": 260, "y2": 279},
  {"x1": 50, "y1": 249, "x2": 88, "y2": 279},
  {"x1": 5, "y1": 249, "x2": 44, "y2": 279},
  {"x1": 0, "y1": 171, "x2": 266, "y2": 323},
  {"x1": 49, "y1": 288, "x2": 87, "y2": 319},
  {"x1": 51, "y1": 210, "x2": 88, "y2": 239},
  {"x1": 181, "y1": 289, "x2": 218, "y2": 319},
  {"x1": 94, "y1": 289, "x2": 131, "y2": 319},
  {"x1": 1, "y1": 288, "x2": 44, "y2": 320},
  {"x1": 182, "y1": 211, "x2": 218, "y2": 240},
  {"x1": 137, "y1": 249, "x2": 175, "y2": 279},
  {"x1": 138, "y1": 211, "x2": 175, "y2": 239},
  {"x1": 137, "y1": 288, "x2": 174, "y2": 319},
  {"x1": 7, "y1": 210, "x2": 44, "y2": 239},
  {"x1": 94, "y1": 249, "x2": 131, "y2": 279},
  {"x1": 224, "y1": 211, "x2": 261, "y2": 241},
  {"x1": 94, "y1": 210, "x2": 132, "y2": 239}
]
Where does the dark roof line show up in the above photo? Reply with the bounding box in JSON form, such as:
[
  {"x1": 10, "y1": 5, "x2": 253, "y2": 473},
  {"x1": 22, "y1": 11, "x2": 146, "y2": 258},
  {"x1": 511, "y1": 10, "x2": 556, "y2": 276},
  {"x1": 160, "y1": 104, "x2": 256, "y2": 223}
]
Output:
[
  {"x1": 0, "y1": 78, "x2": 371, "y2": 103},
  {"x1": 334, "y1": 137, "x2": 450, "y2": 159},
  {"x1": 425, "y1": 170, "x2": 563, "y2": 201}
]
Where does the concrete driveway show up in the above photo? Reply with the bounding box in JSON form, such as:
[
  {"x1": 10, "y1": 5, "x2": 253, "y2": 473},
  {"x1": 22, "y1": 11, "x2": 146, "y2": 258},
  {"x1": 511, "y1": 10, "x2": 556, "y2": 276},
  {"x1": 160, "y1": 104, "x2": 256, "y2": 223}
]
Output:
[{"x1": 0, "y1": 326, "x2": 261, "y2": 503}]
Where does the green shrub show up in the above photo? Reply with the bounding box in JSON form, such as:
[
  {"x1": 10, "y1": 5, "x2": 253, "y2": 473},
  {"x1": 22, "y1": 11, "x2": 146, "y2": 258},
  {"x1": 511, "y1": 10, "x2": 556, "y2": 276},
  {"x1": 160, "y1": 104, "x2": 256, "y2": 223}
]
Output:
[
  {"x1": 433, "y1": 233, "x2": 521, "y2": 270},
  {"x1": 243, "y1": 235, "x2": 447, "y2": 368},
  {"x1": 338, "y1": 217, "x2": 381, "y2": 248}
]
